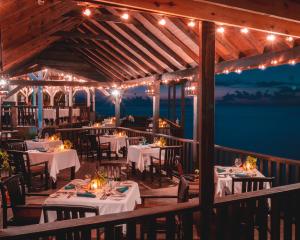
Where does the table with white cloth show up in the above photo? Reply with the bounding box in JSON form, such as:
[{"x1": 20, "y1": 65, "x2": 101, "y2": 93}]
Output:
[
  {"x1": 40, "y1": 179, "x2": 141, "y2": 223},
  {"x1": 25, "y1": 139, "x2": 63, "y2": 150},
  {"x1": 214, "y1": 166, "x2": 270, "y2": 198},
  {"x1": 127, "y1": 145, "x2": 161, "y2": 172},
  {"x1": 99, "y1": 135, "x2": 127, "y2": 153},
  {"x1": 27, "y1": 149, "x2": 80, "y2": 183}
]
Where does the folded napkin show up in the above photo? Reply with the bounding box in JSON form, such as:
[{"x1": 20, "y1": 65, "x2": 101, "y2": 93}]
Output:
[
  {"x1": 234, "y1": 173, "x2": 248, "y2": 178},
  {"x1": 216, "y1": 168, "x2": 226, "y2": 173},
  {"x1": 64, "y1": 184, "x2": 75, "y2": 190},
  {"x1": 35, "y1": 147, "x2": 47, "y2": 152},
  {"x1": 76, "y1": 192, "x2": 96, "y2": 198},
  {"x1": 116, "y1": 186, "x2": 129, "y2": 193}
]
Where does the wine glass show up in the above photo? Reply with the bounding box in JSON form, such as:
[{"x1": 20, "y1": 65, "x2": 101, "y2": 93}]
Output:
[{"x1": 234, "y1": 158, "x2": 242, "y2": 168}]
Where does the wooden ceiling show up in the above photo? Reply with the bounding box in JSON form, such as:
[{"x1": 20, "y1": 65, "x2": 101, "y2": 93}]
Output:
[{"x1": 1, "y1": 0, "x2": 300, "y2": 83}]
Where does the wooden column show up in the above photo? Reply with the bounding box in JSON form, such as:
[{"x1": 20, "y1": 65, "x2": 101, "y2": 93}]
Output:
[
  {"x1": 172, "y1": 83, "x2": 176, "y2": 121},
  {"x1": 114, "y1": 95, "x2": 121, "y2": 127},
  {"x1": 152, "y1": 81, "x2": 160, "y2": 134},
  {"x1": 197, "y1": 21, "x2": 216, "y2": 239},
  {"x1": 68, "y1": 88, "x2": 73, "y2": 107},
  {"x1": 180, "y1": 81, "x2": 185, "y2": 137},
  {"x1": 37, "y1": 71, "x2": 43, "y2": 130}
]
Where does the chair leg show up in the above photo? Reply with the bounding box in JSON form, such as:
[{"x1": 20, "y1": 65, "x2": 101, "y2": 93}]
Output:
[
  {"x1": 150, "y1": 165, "x2": 154, "y2": 183},
  {"x1": 159, "y1": 166, "x2": 162, "y2": 187}
]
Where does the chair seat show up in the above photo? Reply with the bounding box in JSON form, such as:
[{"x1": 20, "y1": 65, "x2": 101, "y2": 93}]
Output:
[
  {"x1": 13, "y1": 204, "x2": 42, "y2": 226},
  {"x1": 30, "y1": 165, "x2": 45, "y2": 174}
]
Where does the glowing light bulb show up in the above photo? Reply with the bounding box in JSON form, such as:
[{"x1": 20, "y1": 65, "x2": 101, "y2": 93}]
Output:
[
  {"x1": 223, "y1": 69, "x2": 229, "y2": 74},
  {"x1": 187, "y1": 20, "x2": 196, "y2": 28},
  {"x1": 121, "y1": 13, "x2": 129, "y2": 20},
  {"x1": 267, "y1": 34, "x2": 276, "y2": 42},
  {"x1": 271, "y1": 59, "x2": 278, "y2": 65},
  {"x1": 240, "y1": 28, "x2": 249, "y2": 34},
  {"x1": 158, "y1": 18, "x2": 166, "y2": 26},
  {"x1": 259, "y1": 64, "x2": 266, "y2": 70},
  {"x1": 217, "y1": 27, "x2": 225, "y2": 33},
  {"x1": 111, "y1": 89, "x2": 120, "y2": 97},
  {"x1": 286, "y1": 36, "x2": 294, "y2": 42},
  {"x1": 235, "y1": 69, "x2": 242, "y2": 74},
  {"x1": 82, "y1": 8, "x2": 92, "y2": 17}
]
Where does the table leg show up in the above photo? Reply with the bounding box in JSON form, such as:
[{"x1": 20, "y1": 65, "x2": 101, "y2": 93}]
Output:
[
  {"x1": 51, "y1": 180, "x2": 57, "y2": 189},
  {"x1": 131, "y1": 162, "x2": 136, "y2": 176},
  {"x1": 71, "y1": 166, "x2": 75, "y2": 180}
]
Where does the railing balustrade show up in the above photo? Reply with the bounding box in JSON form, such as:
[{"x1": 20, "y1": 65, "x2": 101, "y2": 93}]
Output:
[{"x1": 1, "y1": 183, "x2": 300, "y2": 240}]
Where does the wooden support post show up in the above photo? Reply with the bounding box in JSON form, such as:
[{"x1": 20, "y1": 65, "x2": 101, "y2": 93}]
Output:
[
  {"x1": 198, "y1": 21, "x2": 216, "y2": 239},
  {"x1": 68, "y1": 107, "x2": 73, "y2": 124},
  {"x1": 167, "y1": 85, "x2": 171, "y2": 119},
  {"x1": 115, "y1": 95, "x2": 121, "y2": 127},
  {"x1": 55, "y1": 106, "x2": 59, "y2": 126},
  {"x1": 172, "y1": 83, "x2": 176, "y2": 121},
  {"x1": 152, "y1": 81, "x2": 160, "y2": 134},
  {"x1": 37, "y1": 71, "x2": 43, "y2": 130},
  {"x1": 180, "y1": 82, "x2": 185, "y2": 137}
]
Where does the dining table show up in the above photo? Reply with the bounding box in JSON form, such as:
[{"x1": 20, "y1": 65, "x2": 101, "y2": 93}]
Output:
[
  {"x1": 40, "y1": 179, "x2": 141, "y2": 223},
  {"x1": 99, "y1": 135, "x2": 127, "y2": 153},
  {"x1": 25, "y1": 139, "x2": 63, "y2": 150},
  {"x1": 127, "y1": 144, "x2": 161, "y2": 172},
  {"x1": 27, "y1": 149, "x2": 80, "y2": 183}
]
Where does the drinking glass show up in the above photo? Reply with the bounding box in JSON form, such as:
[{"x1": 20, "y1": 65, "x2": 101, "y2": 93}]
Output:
[{"x1": 234, "y1": 158, "x2": 242, "y2": 168}]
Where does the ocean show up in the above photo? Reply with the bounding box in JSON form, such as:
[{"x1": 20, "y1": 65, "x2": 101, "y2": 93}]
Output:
[{"x1": 95, "y1": 100, "x2": 300, "y2": 160}]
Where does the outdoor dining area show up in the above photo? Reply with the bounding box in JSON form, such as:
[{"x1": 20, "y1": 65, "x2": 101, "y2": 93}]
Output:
[{"x1": 1, "y1": 0, "x2": 300, "y2": 240}]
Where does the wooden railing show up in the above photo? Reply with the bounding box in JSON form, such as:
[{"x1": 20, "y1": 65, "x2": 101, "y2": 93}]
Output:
[
  {"x1": 215, "y1": 145, "x2": 300, "y2": 187},
  {"x1": 16, "y1": 106, "x2": 37, "y2": 127},
  {"x1": 1, "y1": 183, "x2": 300, "y2": 240}
]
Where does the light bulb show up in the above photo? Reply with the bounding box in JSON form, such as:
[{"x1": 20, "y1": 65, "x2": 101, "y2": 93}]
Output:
[
  {"x1": 267, "y1": 34, "x2": 276, "y2": 42},
  {"x1": 240, "y1": 28, "x2": 249, "y2": 34},
  {"x1": 82, "y1": 8, "x2": 92, "y2": 17},
  {"x1": 217, "y1": 27, "x2": 225, "y2": 33},
  {"x1": 158, "y1": 18, "x2": 166, "y2": 26},
  {"x1": 187, "y1": 20, "x2": 196, "y2": 28},
  {"x1": 121, "y1": 13, "x2": 129, "y2": 20}
]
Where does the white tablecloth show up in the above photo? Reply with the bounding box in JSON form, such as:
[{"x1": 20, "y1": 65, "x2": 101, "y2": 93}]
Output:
[
  {"x1": 41, "y1": 180, "x2": 141, "y2": 223},
  {"x1": 99, "y1": 135, "x2": 127, "y2": 152},
  {"x1": 25, "y1": 139, "x2": 63, "y2": 150},
  {"x1": 214, "y1": 166, "x2": 270, "y2": 198},
  {"x1": 28, "y1": 149, "x2": 80, "y2": 182},
  {"x1": 127, "y1": 145, "x2": 160, "y2": 172}
]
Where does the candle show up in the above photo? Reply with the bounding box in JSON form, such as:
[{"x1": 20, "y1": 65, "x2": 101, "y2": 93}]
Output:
[{"x1": 60, "y1": 145, "x2": 64, "y2": 151}]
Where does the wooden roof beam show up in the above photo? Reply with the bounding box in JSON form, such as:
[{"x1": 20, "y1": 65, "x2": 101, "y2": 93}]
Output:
[
  {"x1": 52, "y1": 31, "x2": 110, "y2": 41},
  {"x1": 90, "y1": 0, "x2": 300, "y2": 37},
  {"x1": 8, "y1": 80, "x2": 109, "y2": 88}
]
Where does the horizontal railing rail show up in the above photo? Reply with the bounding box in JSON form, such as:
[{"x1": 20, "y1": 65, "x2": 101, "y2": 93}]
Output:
[{"x1": 1, "y1": 183, "x2": 300, "y2": 239}]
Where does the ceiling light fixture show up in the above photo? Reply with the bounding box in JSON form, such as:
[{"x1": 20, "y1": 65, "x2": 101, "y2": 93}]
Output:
[
  {"x1": 217, "y1": 26, "x2": 225, "y2": 33},
  {"x1": 158, "y1": 18, "x2": 166, "y2": 26},
  {"x1": 121, "y1": 13, "x2": 129, "y2": 20},
  {"x1": 187, "y1": 20, "x2": 196, "y2": 28},
  {"x1": 267, "y1": 34, "x2": 276, "y2": 42},
  {"x1": 82, "y1": 8, "x2": 92, "y2": 17},
  {"x1": 240, "y1": 28, "x2": 249, "y2": 34}
]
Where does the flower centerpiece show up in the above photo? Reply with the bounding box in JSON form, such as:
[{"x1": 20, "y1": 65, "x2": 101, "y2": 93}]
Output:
[
  {"x1": 158, "y1": 119, "x2": 168, "y2": 128},
  {"x1": 90, "y1": 170, "x2": 107, "y2": 190},
  {"x1": 50, "y1": 133, "x2": 60, "y2": 141},
  {"x1": 63, "y1": 140, "x2": 73, "y2": 149},
  {"x1": 243, "y1": 156, "x2": 257, "y2": 171},
  {"x1": 0, "y1": 150, "x2": 11, "y2": 178},
  {"x1": 154, "y1": 137, "x2": 167, "y2": 147}
]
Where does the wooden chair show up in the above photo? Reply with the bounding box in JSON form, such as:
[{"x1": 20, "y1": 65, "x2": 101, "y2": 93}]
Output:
[
  {"x1": 7, "y1": 150, "x2": 49, "y2": 191},
  {"x1": 126, "y1": 137, "x2": 144, "y2": 148},
  {"x1": 150, "y1": 145, "x2": 183, "y2": 187},
  {"x1": 98, "y1": 160, "x2": 129, "y2": 180},
  {"x1": 0, "y1": 174, "x2": 48, "y2": 228},
  {"x1": 42, "y1": 205, "x2": 100, "y2": 240},
  {"x1": 231, "y1": 176, "x2": 274, "y2": 194},
  {"x1": 95, "y1": 134, "x2": 113, "y2": 161},
  {"x1": 140, "y1": 176, "x2": 190, "y2": 239},
  {"x1": 7, "y1": 141, "x2": 27, "y2": 151}
]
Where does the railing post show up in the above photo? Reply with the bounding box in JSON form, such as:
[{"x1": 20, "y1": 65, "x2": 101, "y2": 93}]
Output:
[
  {"x1": 55, "y1": 106, "x2": 59, "y2": 126},
  {"x1": 152, "y1": 80, "x2": 160, "y2": 134}
]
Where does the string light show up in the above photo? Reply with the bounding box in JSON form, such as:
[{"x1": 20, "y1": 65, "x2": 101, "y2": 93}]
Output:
[
  {"x1": 121, "y1": 13, "x2": 129, "y2": 20},
  {"x1": 289, "y1": 60, "x2": 296, "y2": 65},
  {"x1": 286, "y1": 36, "x2": 294, "y2": 42},
  {"x1": 258, "y1": 64, "x2": 266, "y2": 70},
  {"x1": 240, "y1": 28, "x2": 249, "y2": 34},
  {"x1": 187, "y1": 20, "x2": 196, "y2": 28},
  {"x1": 271, "y1": 59, "x2": 278, "y2": 65},
  {"x1": 217, "y1": 26, "x2": 225, "y2": 33},
  {"x1": 82, "y1": 8, "x2": 92, "y2": 17},
  {"x1": 267, "y1": 34, "x2": 276, "y2": 42},
  {"x1": 158, "y1": 18, "x2": 166, "y2": 26},
  {"x1": 223, "y1": 69, "x2": 229, "y2": 74}
]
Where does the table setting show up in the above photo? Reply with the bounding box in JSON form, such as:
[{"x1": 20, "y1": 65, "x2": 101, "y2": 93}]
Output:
[
  {"x1": 27, "y1": 141, "x2": 80, "y2": 182},
  {"x1": 99, "y1": 131, "x2": 127, "y2": 153},
  {"x1": 214, "y1": 156, "x2": 270, "y2": 198},
  {"x1": 41, "y1": 170, "x2": 141, "y2": 223}
]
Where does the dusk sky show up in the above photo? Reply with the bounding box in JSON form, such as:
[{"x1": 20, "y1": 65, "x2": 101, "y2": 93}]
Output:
[{"x1": 122, "y1": 63, "x2": 300, "y2": 101}]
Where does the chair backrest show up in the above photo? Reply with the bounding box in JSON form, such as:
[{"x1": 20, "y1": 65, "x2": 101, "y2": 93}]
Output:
[
  {"x1": 0, "y1": 174, "x2": 26, "y2": 228},
  {"x1": 43, "y1": 205, "x2": 99, "y2": 240},
  {"x1": 7, "y1": 141, "x2": 27, "y2": 151},
  {"x1": 98, "y1": 161, "x2": 124, "y2": 180},
  {"x1": 7, "y1": 150, "x2": 29, "y2": 175},
  {"x1": 177, "y1": 176, "x2": 189, "y2": 203},
  {"x1": 126, "y1": 137, "x2": 144, "y2": 147},
  {"x1": 231, "y1": 177, "x2": 274, "y2": 194},
  {"x1": 160, "y1": 145, "x2": 182, "y2": 169}
]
